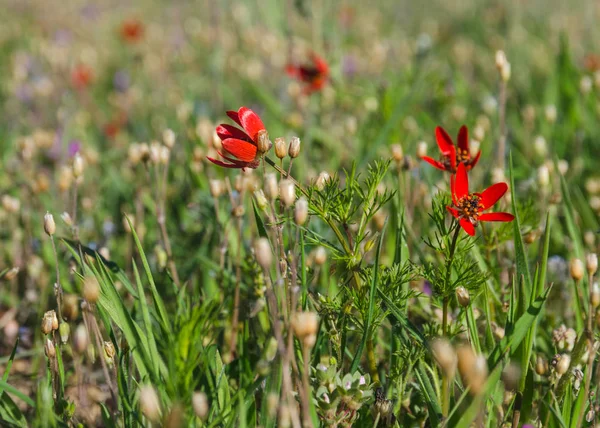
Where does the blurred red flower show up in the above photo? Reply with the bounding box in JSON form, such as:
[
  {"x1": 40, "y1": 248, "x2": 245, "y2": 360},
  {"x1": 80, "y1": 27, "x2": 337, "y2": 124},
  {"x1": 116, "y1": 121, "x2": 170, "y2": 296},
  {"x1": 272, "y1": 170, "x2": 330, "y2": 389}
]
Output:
[
  {"x1": 120, "y1": 19, "x2": 144, "y2": 44},
  {"x1": 286, "y1": 53, "x2": 329, "y2": 94},
  {"x1": 422, "y1": 126, "x2": 481, "y2": 173},
  {"x1": 207, "y1": 107, "x2": 265, "y2": 169},
  {"x1": 71, "y1": 64, "x2": 93, "y2": 90},
  {"x1": 447, "y1": 163, "x2": 514, "y2": 236}
]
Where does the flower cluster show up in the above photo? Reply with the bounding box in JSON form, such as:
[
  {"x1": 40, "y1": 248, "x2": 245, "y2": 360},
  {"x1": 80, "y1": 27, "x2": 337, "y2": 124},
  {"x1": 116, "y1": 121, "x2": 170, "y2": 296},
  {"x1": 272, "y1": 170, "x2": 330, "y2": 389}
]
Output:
[{"x1": 422, "y1": 125, "x2": 514, "y2": 236}]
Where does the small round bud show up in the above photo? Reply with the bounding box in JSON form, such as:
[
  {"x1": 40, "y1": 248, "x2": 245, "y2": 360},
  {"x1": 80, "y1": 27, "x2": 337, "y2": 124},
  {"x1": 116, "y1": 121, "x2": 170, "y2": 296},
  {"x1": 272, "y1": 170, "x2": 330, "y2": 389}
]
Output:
[
  {"x1": 45, "y1": 338, "x2": 56, "y2": 358},
  {"x1": 391, "y1": 144, "x2": 404, "y2": 163},
  {"x1": 59, "y1": 322, "x2": 70, "y2": 344},
  {"x1": 83, "y1": 275, "x2": 100, "y2": 303},
  {"x1": 139, "y1": 385, "x2": 161, "y2": 422},
  {"x1": 495, "y1": 50, "x2": 507, "y2": 70},
  {"x1": 73, "y1": 324, "x2": 89, "y2": 354},
  {"x1": 192, "y1": 392, "x2": 209, "y2": 421},
  {"x1": 457, "y1": 346, "x2": 488, "y2": 395},
  {"x1": 254, "y1": 238, "x2": 273, "y2": 270},
  {"x1": 592, "y1": 283, "x2": 600, "y2": 309},
  {"x1": 580, "y1": 76, "x2": 593, "y2": 95},
  {"x1": 274, "y1": 137, "x2": 287, "y2": 159},
  {"x1": 254, "y1": 189, "x2": 268, "y2": 211},
  {"x1": 149, "y1": 141, "x2": 161, "y2": 164},
  {"x1": 431, "y1": 339, "x2": 457, "y2": 379},
  {"x1": 558, "y1": 159, "x2": 569, "y2": 176},
  {"x1": 455, "y1": 286, "x2": 470, "y2": 307},
  {"x1": 294, "y1": 197, "x2": 309, "y2": 226},
  {"x1": 264, "y1": 173, "x2": 278, "y2": 201},
  {"x1": 314, "y1": 246, "x2": 327, "y2": 265},
  {"x1": 288, "y1": 137, "x2": 301, "y2": 158},
  {"x1": 231, "y1": 205, "x2": 245, "y2": 217},
  {"x1": 416, "y1": 141, "x2": 428, "y2": 158},
  {"x1": 555, "y1": 353, "x2": 571, "y2": 376},
  {"x1": 535, "y1": 355, "x2": 548, "y2": 376},
  {"x1": 61, "y1": 212, "x2": 73, "y2": 227},
  {"x1": 72, "y1": 153, "x2": 85, "y2": 178},
  {"x1": 279, "y1": 179, "x2": 296, "y2": 208},
  {"x1": 41, "y1": 310, "x2": 58, "y2": 335},
  {"x1": 291, "y1": 312, "x2": 319, "y2": 348},
  {"x1": 315, "y1": 171, "x2": 331, "y2": 191},
  {"x1": 587, "y1": 253, "x2": 598, "y2": 276},
  {"x1": 256, "y1": 130, "x2": 271, "y2": 154},
  {"x1": 209, "y1": 179, "x2": 223, "y2": 198},
  {"x1": 44, "y1": 212, "x2": 56, "y2": 236},
  {"x1": 162, "y1": 129, "x2": 176, "y2": 149},
  {"x1": 104, "y1": 341, "x2": 116, "y2": 361},
  {"x1": 570, "y1": 258, "x2": 585, "y2": 281}
]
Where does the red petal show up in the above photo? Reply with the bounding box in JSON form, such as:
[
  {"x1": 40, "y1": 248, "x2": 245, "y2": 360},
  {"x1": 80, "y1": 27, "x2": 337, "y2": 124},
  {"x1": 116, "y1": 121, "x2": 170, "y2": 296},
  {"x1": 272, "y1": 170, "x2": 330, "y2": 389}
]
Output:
[
  {"x1": 286, "y1": 64, "x2": 299, "y2": 77},
  {"x1": 470, "y1": 151, "x2": 481, "y2": 168},
  {"x1": 226, "y1": 110, "x2": 242, "y2": 127},
  {"x1": 457, "y1": 125, "x2": 469, "y2": 151},
  {"x1": 450, "y1": 174, "x2": 456, "y2": 204},
  {"x1": 238, "y1": 107, "x2": 265, "y2": 142},
  {"x1": 459, "y1": 218, "x2": 476, "y2": 236},
  {"x1": 435, "y1": 126, "x2": 455, "y2": 155},
  {"x1": 479, "y1": 212, "x2": 514, "y2": 222},
  {"x1": 446, "y1": 206, "x2": 460, "y2": 218},
  {"x1": 207, "y1": 157, "x2": 244, "y2": 168},
  {"x1": 422, "y1": 156, "x2": 448, "y2": 171},
  {"x1": 311, "y1": 53, "x2": 329, "y2": 75},
  {"x1": 479, "y1": 182, "x2": 508, "y2": 210},
  {"x1": 216, "y1": 124, "x2": 252, "y2": 142},
  {"x1": 221, "y1": 138, "x2": 257, "y2": 162},
  {"x1": 454, "y1": 163, "x2": 469, "y2": 200}
]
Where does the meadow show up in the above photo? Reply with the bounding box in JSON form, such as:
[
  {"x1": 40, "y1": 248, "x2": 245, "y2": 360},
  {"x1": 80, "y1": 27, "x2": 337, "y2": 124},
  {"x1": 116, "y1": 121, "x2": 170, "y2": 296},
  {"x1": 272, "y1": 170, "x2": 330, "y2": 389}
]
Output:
[{"x1": 1, "y1": 0, "x2": 600, "y2": 426}]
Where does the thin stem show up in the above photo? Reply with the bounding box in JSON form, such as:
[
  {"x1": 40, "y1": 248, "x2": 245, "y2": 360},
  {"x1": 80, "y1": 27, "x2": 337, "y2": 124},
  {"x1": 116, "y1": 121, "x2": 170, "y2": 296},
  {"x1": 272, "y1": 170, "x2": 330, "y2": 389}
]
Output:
[
  {"x1": 497, "y1": 79, "x2": 507, "y2": 171},
  {"x1": 50, "y1": 236, "x2": 63, "y2": 322}
]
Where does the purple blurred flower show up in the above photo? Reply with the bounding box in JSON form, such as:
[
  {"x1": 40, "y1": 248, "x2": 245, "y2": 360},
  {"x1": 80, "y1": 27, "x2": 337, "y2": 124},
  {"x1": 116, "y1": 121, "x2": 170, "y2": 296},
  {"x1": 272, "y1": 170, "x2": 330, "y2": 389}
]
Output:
[
  {"x1": 342, "y1": 54, "x2": 358, "y2": 78},
  {"x1": 68, "y1": 140, "x2": 81, "y2": 157},
  {"x1": 422, "y1": 280, "x2": 433, "y2": 296},
  {"x1": 113, "y1": 70, "x2": 130, "y2": 92}
]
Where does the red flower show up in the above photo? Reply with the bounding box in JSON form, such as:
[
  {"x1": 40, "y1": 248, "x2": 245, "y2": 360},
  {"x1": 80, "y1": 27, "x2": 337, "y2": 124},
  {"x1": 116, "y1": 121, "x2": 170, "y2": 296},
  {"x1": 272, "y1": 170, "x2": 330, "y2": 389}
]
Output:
[
  {"x1": 286, "y1": 53, "x2": 329, "y2": 94},
  {"x1": 447, "y1": 163, "x2": 514, "y2": 236},
  {"x1": 422, "y1": 126, "x2": 481, "y2": 173},
  {"x1": 71, "y1": 64, "x2": 93, "y2": 90},
  {"x1": 207, "y1": 107, "x2": 266, "y2": 169},
  {"x1": 120, "y1": 19, "x2": 145, "y2": 44}
]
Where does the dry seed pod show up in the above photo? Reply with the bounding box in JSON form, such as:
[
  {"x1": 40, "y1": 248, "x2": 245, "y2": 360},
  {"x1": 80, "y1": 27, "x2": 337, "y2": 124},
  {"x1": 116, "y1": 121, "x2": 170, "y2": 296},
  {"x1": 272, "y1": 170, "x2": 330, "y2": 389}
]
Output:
[
  {"x1": 431, "y1": 339, "x2": 457, "y2": 379},
  {"x1": 192, "y1": 392, "x2": 209, "y2": 421},
  {"x1": 254, "y1": 238, "x2": 272, "y2": 270},
  {"x1": 83, "y1": 275, "x2": 100, "y2": 303},
  {"x1": 139, "y1": 385, "x2": 161, "y2": 422},
  {"x1": 294, "y1": 197, "x2": 308, "y2": 226},
  {"x1": 457, "y1": 346, "x2": 488, "y2": 395},
  {"x1": 257, "y1": 129, "x2": 271, "y2": 154},
  {"x1": 279, "y1": 179, "x2": 296, "y2": 207},
  {"x1": 455, "y1": 286, "x2": 470, "y2": 307},
  {"x1": 288, "y1": 137, "x2": 301, "y2": 158},
  {"x1": 274, "y1": 137, "x2": 287, "y2": 159},
  {"x1": 570, "y1": 258, "x2": 585, "y2": 281},
  {"x1": 292, "y1": 312, "x2": 319, "y2": 348},
  {"x1": 73, "y1": 324, "x2": 88, "y2": 354},
  {"x1": 587, "y1": 253, "x2": 598, "y2": 276},
  {"x1": 44, "y1": 212, "x2": 56, "y2": 236}
]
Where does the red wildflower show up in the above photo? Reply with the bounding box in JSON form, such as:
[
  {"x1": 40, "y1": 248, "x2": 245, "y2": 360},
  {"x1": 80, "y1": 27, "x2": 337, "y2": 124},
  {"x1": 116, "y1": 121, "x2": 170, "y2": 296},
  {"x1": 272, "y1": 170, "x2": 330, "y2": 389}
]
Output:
[
  {"x1": 286, "y1": 53, "x2": 329, "y2": 94},
  {"x1": 71, "y1": 64, "x2": 93, "y2": 90},
  {"x1": 207, "y1": 107, "x2": 266, "y2": 169},
  {"x1": 422, "y1": 126, "x2": 481, "y2": 173},
  {"x1": 447, "y1": 163, "x2": 514, "y2": 236},
  {"x1": 120, "y1": 19, "x2": 145, "y2": 44}
]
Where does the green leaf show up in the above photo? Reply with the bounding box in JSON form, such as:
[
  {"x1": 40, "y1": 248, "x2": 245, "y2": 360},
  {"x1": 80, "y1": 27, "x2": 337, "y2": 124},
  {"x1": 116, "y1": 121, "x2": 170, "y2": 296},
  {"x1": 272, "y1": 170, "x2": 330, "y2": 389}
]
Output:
[
  {"x1": 415, "y1": 363, "x2": 441, "y2": 426},
  {"x1": 0, "y1": 379, "x2": 34, "y2": 408},
  {"x1": 133, "y1": 261, "x2": 160, "y2": 378},
  {"x1": 252, "y1": 198, "x2": 269, "y2": 239},
  {"x1": 377, "y1": 288, "x2": 427, "y2": 347}
]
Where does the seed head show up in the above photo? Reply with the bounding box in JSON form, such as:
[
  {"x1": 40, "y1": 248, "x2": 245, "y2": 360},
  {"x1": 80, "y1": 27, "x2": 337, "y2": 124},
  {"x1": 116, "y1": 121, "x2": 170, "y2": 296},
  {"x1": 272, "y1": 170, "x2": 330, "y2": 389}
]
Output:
[
  {"x1": 72, "y1": 153, "x2": 85, "y2": 178},
  {"x1": 256, "y1": 129, "x2": 272, "y2": 154},
  {"x1": 554, "y1": 353, "x2": 571, "y2": 376},
  {"x1": 587, "y1": 253, "x2": 598, "y2": 276},
  {"x1": 274, "y1": 137, "x2": 287, "y2": 159},
  {"x1": 535, "y1": 355, "x2": 548, "y2": 376},
  {"x1": 292, "y1": 312, "x2": 319, "y2": 348},
  {"x1": 254, "y1": 238, "x2": 273, "y2": 270},
  {"x1": 495, "y1": 50, "x2": 507, "y2": 70},
  {"x1": 592, "y1": 283, "x2": 600, "y2": 309},
  {"x1": 163, "y1": 129, "x2": 176, "y2": 149},
  {"x1": 570, "y1": 258, "x2": 585, "y2": 281},
  {"x1": 315, "y1": 171, "x2": 331, "y2": 191},
  {"x1": 457, "y1": 346, "x2": 488, "y2": 395},
  {"x1": 416, "y1": 141, "x2": 428, "y2": 158},
  {"x1": 455, "y1": 286, "x2": 470, "y2": 307},
  {"x1": 264, "y1": 173, "x2": 278, "y2": 200},
  {"x1": 45, "y1": 338, "x2": 56, "y2": 358},
  {"x1": 73, "y1": 324, "x2": 88, "y2": 354},
  {"x1": 314, "y1": 246, "x2": 327, "y2": 265},
  {"x1": 537, "y1": 165, "x2": 550, "y2": 187},
  {"x1": 288, "y1": 137, "x2": 301, "y2": 158},
  {"x1": 139, "y1": 385, "x2": 161, "y2": 422},
  {"x1": 83, "y1": 275, "x2": 100, "y2": 303},
  {"x1": 294, "y1": 197, "x2": 309, "y2": 226},
  {"x1": 279, "y1": 179, "x2": 296, "y2": 207},
  {"x1": 431, "y1": 338, "x2": 457, "y2": 379},
  {"x1": 192, "y1": 392, "x2": 209, "y2": 421},
  {"x1": 41, "y1": 310, "x2": 58, "y2": 335},
  {"x1": 390, "y1": 144, "x2": 404, "y2": 163},
  {"x1": 44, "y1": 212, "x2": 56, "y2": 236}
]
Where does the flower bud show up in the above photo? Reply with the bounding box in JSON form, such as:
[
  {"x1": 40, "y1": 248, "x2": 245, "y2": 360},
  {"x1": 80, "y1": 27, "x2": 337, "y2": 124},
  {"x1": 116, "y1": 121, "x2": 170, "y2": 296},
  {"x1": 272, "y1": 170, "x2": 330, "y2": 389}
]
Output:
[
  {"x1": 159, "y1": 146, "x2": 170, "y2": 164},
  {"x1": 73, "y1": 324, "x2": 88, "y2": 353},
  {"x1": 315, "y1": 171, "x2": 331, "y2": 191},
  {"x1": 264, "y1": 173, "x2": 278, "y2": 200},
  {"x1": 139, "y1": 385, "x2": 161, "y2": 422},
  {"x1": 254, "y1": 189, "x2": 268, "y2": 211},
  {"x1": 314, "y1": 246, "x2": 327, "y2": 265},
  {"x1": 72, "y1": 153, "x2": 84, "y2": 178},
  {"x1": 291, "y1": 311, "x2": 319, "y2": 348},
  {"x1": 455, "y1": 286, "x2": 470, "y2": 307},
  {"x1": 254, "y1": 238, "x2": 273, "y2": 270},
  {"x1": 500, "y1": 62, "x2": 511, "y2": 82},
  {"x1": 431, "y1": 339, "x2": 457, "y2": 379},
  {"x1": 294, "y1": 197, "x2": 309, "y2": 226},
  {"x1": 457, "y1": 346, "x2": 488, "y2": 395},
  {"x1": 533, "y1": 136, "x2": 547, "y2": 157},
  {"x1": 592, "y1": 283, "x2": 600, "y2": 309},
  {"x1": 391, "y1": 144, "x2": 404, "y2": 163},
  {"x1": 274, "y1": 137, "x2": 287, "y2": 159},
  {"x1": 537, "y1": 165, "x2": 550, "y2": 187},
  {"x1": 495, "y1": 50, "x2": 507, "y2": 70},
  {"x1": 44, "y1": 212, "x2": 56, "y2": 236},
  {"x1": 288, "y1": 137, "x2": 300, "y2": 158},
  {"x1": 163, "y1": 129, "x2": 176, "y2": 149},
  {"x1": 545, "y1": 105, "x2": 557, "y2": 123},
  {"x1": 416, "y1": 141, "x2": 427, "y2": 158},
  {"x1": 555, "y1": 354, "x2": 571, "y2": 376},
  {"x1": 535, "y1": 355, "x2": 548, "y2": 376},
  {"x1": 61, "y1": 212, "x2": 73, "y2": 227},
  {"x1": 279, "y1": 179, "x2": 296, "y2": 207},
  {"x1": 558, "y1": 159, "x2": 569, "y2": 176},
  {"x1": 104, "y1": 341, "x2": 116, "y2": 363},
  {"x1": 45, "y1": 338, "x2": 56, "y2": 358},
  {"x1": 209, "y1": 179, "x2": 223, "y2": 198},
  {"x1": 41, "y1": 310, "x2": 57, "y2": 335},
  {"x1": 570, "y1": 258, "x2": 585, "y2": 281},
  {"x1": 59, "y1": 322, "x2": 70, "y2": 344},
  {"x1": 83, "y1": 275, "x2": 100, "y2": 303},
  {"x1": 257, "y1": 129, "x2": 271, "y2": 154},
  {"x1": 192, "y1": 392, "x2": 209, "y2": 421},
  {"x1": 587, "y1": 253, "x2": 598, "y2": 276}
]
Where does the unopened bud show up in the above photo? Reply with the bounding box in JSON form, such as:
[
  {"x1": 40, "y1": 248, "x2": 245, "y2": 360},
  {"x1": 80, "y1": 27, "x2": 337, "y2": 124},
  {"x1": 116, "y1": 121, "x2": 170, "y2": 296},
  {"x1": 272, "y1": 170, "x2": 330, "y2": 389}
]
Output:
[
  {"x1": 592, "y1": 283, "x2": 600, "y2": 309},
  {"x1": 457, "y1": 346, "x2": 488, "y2": 395},
  {"x1": 42, "y1": 310, "x2": 58, "y2": 335},
  {"x1": 391, "y1": 144, "x2": 404, "y2": 162},
  {"x1": 535, "y1": 355, "x2": 548, "y2": 376},
  {"x1": 72, "y1": 153, "x2": 84, "y2": 178},
  {"x1": 209, "y1": 179, "x2": 223, "y2": 198},
  {"x1": 416, "y1": 141, "x2": 428, "y2": 158},
  {"x1": 570, "y1": 258, "x2": 585, "y2": 281},
  {"x1": 292, "y1": 312, "x2": 319, "y2": 348},
  {"x1": 294, "y1": 197, "x2": 309, "y2": 225},
  {"x1": 159, "y1": 146, "x2": 170, "y2": 164},
  {"x1": 537, "y1": 165, "x2": 550, "y2": 187},
  {"x1": 264, "y1": 173, "x2": 278, "y2": 200},
  {"x1": 545, "y1": 105, "x2": 557, "y2": 123},
  {"x1": 254, "y1": 189, "x2": 268, "y2": 211},
  {"x1": 431, "y1": 339, "x2": 457, "y2": 379},
  {"x1": 44, "y1": 212, "x2": 56, "y2": 236},
  {"x1": 279, "y1": 179, "x2": 296, "y2": 207},
  {"x1": 455, "y1": 286, "x2": 470, "y2": 307},
  {"x1": 257, "y1": 129, "x2": 271, "y2": 154},
  {"x1": 45, "y1": 338, "x2": 56, "y2": 358},
  {"x1": 495, "y1": 50, "x2": 507, "y2": 70},
  {"x1": 580, "y1": 76, "x2": 593, "y2": 95},
  {"x1": 83, "y1": 275, "x2": 100, "y2": 303},
  {"x1": 139, "y1": 385, "x2": 161, "y2": 422},
  {"x1": 533, "y1": 136, "x2": 547, "y2": 157},
  {"x1": 288, "y1": 137, "x2": 300, "y2": 158},
  {"x1": 254, "y1": 238, "x2": 273, "y2": 270},
  {"x1": 314, "y1": 246, "x2": 327, "y2": 265},
  {"x1": 315, "y1": 171, "x2": 331, "y2": 191},
  {"x1": 163, "y1": 129, "x2": 176, "y2": 149},
  {"x1": 192, "y1": 392, "x2": 209, "y2": 421},
  {"x1": 61, "y1": 212, "x2": 73, "y2": 227},
  {"x1": 104, "y1": 341, "x2": 116, "y2": 361},
  {"x1": 274, "y1": 137, "x2": 287, "y2": 159},
  {"x1": 558, "y1": 159, "x2": 569, "y2": 176},
  {"x1": 555, "y1": 354, "x2": 571, "y2": 376},
  {"x1": 59, "y1": 322, "x2": 70, "y2": 344},
  {"x1": 232, "y1": 205, "x2": 245, "y2": 217},
  {"x1": 501, "y1": 62, "x2": 511, "y2": 82},
  {"x1": 587, "y1": 253, "x2": 598, "y2": 276}
]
